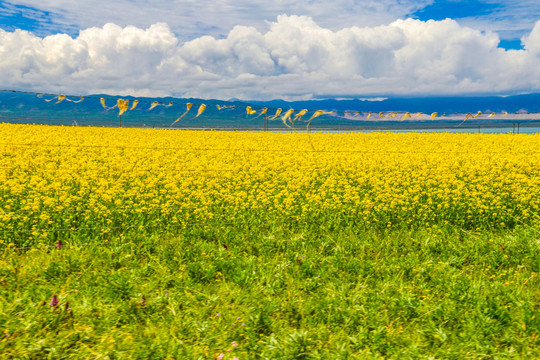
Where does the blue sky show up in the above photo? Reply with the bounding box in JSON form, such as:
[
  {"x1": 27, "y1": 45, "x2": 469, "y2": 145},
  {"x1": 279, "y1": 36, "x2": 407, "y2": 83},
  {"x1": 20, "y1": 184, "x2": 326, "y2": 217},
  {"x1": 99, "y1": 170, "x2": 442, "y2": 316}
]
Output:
[
  {"x1": 1, "y1": 1, "x2": 540, "y2": 99},
  {"x1": 2, "y1": 0, "x2": 538, "y2": 48},
  {"x1": 0, "y1": 2, "x2": 74, "y2": 36},
  {"x1": 411, "y1": 0, "x2": 537, "y2": 49}
]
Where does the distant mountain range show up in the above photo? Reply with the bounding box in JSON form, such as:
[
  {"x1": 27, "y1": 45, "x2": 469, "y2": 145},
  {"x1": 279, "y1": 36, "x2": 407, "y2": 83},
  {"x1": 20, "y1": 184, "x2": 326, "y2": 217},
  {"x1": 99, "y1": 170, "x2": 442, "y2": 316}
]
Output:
[
  {"x1": 1, "y1": 91, "x2": 540, "y2": 130},
  {"x1": 250, "y1": 93, "x2": 540, "y2": 113}
]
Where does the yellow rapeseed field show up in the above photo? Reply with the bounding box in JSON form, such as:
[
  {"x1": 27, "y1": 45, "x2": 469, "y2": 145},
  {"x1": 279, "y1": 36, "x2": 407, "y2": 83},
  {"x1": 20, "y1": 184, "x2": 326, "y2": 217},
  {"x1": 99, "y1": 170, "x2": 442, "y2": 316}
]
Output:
[{"x1": 1, "y1": 124, "x2": 539, "y2": 247}]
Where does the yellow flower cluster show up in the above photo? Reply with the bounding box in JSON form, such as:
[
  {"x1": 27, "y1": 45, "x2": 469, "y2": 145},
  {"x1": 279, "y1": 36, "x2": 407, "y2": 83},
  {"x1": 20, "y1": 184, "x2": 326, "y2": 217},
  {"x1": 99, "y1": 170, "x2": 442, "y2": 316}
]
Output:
[{"x1": 1, "y1": 124, "x2": 539, "y2": 246}]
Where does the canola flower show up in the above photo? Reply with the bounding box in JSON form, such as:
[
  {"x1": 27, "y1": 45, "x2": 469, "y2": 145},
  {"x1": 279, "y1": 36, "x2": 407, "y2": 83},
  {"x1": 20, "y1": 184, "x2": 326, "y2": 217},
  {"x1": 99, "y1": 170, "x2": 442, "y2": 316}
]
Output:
[{"x1": 0, "y1": 124, "x2": 539, "y2": 247}]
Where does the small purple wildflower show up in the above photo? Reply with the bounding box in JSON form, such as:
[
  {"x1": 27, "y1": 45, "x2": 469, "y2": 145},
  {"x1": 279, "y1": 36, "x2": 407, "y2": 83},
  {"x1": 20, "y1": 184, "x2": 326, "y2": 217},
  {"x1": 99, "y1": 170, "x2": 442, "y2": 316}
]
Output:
[
  {"x1": 55, "y1": 240, "x2": 63, "y2": 250},
  {"x1": 216, "y1": 313, "x2": 221, "y2": 317},
  {"x1": 49, "y1": 294, "x2": 59, "y2": 309}
]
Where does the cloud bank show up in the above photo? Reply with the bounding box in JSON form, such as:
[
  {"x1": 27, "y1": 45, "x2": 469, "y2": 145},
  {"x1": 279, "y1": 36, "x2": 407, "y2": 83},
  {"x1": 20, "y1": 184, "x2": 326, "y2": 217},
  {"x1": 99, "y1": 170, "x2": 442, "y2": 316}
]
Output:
[
  {"x1": 4, "y1": 0, "x2": 540, "y2": 45},
  {"x1": 1, "y1": 0, "x2": 431, "y2": 39},
  {"x1": 1, "y1": 15, "x2": 540, "y2": 100}
]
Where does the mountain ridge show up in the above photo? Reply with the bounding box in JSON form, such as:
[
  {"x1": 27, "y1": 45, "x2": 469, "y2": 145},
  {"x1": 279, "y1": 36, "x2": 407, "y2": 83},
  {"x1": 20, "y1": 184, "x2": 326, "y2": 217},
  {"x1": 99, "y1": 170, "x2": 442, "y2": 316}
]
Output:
[
  {"x1": 1, "y1": 91, "x2": 540, "y2": 130},
  {"x1": 3, "y1": 91, "x2": 540, "y2": 113}
]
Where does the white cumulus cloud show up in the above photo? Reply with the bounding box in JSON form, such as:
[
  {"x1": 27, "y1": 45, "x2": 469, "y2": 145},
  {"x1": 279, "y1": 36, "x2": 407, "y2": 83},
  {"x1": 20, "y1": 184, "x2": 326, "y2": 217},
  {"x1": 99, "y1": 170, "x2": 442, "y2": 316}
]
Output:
[
  {"x1": 2, "y1": 0, "x2": 431, "y2": 39},
  {"x1": 1, "y1": 15, "x2": 540, "y2": 100}
]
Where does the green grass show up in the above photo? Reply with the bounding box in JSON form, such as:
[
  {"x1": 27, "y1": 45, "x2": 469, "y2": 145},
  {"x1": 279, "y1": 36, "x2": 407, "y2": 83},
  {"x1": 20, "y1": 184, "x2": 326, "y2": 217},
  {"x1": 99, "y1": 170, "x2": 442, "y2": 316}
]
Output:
[{"x1": 0, "y1": 225, "x2": 539, "y2": 359}]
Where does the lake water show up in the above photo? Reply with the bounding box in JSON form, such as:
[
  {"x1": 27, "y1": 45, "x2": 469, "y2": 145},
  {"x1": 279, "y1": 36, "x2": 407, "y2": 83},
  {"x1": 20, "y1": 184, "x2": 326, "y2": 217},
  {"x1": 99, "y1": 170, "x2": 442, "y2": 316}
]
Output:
[
  {"x1": 306, "y1": 127, "x2": 540, "y2": 135},
  {"x1": 381, "y1": 127, "x2": 540, "y2": 134}
]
